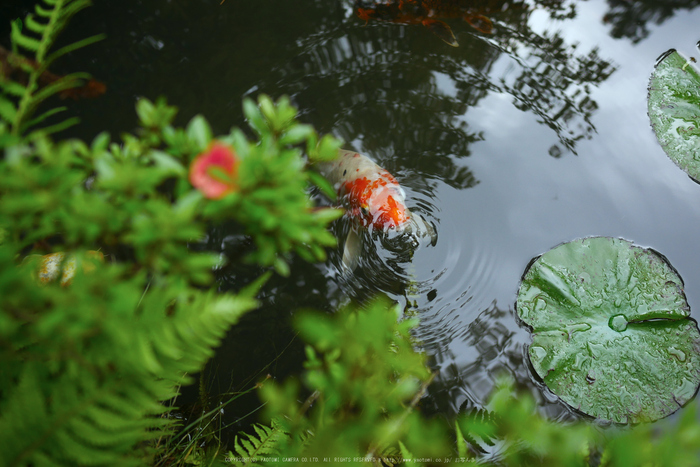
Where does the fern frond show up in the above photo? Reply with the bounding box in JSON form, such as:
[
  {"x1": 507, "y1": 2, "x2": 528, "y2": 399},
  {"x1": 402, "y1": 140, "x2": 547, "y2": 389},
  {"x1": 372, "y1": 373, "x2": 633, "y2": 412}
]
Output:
[
  {"x1": 46, "y1": 33, "x2": 105, "y2": 67},
  {"x1": 457, "y1": 407, "x2": 499, "y2": 456},
  {"x1": 11, "y1": 21, "x2": 42, "y2": 55},
  {"x1": 1, "y1": 80, "x2": 30, "y2": 97},
  {"x1": 230, "y1": 420, "x2": 288, "y2": 466},
  {"x1": 30, "y1": 115, "x2": 80, "y2": 136},
  {"x1": 377, "y1": 445, "x2": 402, "y2": 466},
  {"x1": 21, "y1": 105, "x2": 67, "y2": 130},
  {"x1": 1, "y1": 0, "x2": 103, "y2": 137}
]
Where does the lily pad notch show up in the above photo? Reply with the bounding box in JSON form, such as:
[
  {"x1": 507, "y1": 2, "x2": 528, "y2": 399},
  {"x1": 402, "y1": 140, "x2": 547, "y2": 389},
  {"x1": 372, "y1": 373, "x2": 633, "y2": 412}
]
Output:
[{"x1": 516, "y1": 237, "x2": 700, "y2": 424}]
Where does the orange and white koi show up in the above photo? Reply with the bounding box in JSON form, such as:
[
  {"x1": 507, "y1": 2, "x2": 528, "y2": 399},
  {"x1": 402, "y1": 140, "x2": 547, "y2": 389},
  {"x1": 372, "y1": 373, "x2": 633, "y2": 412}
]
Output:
[
  {"x1": 318, "y1": 149, "x2": 436, "y2": 270},
  {"x1": 356, "y1": 0, "x2": 501, "y2": 47}
]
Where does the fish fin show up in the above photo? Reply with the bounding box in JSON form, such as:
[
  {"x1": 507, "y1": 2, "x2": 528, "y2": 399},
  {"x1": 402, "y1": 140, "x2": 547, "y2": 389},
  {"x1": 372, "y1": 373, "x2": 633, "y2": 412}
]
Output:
[
  {"x1": 342, "y1": 228, "x2": 363, "y2": 272},
  {"x1": 464, "y1": 14, "x2": 493, "y2": 34},
  {"x1": 421, "y1": 19, "x2": 458, "y2": 47}
]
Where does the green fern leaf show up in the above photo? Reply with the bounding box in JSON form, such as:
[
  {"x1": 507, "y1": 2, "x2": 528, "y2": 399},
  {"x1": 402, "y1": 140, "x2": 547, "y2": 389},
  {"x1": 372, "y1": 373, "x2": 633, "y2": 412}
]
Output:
[
  {"x1": 455, "y1": 421, "x2": 468, "y2": 458},
  {"x1": 11, "y1": 22, "x2": 42, "y2": 53},
  {"x1": 0, "y1": 96, "x2": 18, "y2": 122},
  {"x1": 34, "y1": 4, "x2": 53, "y2": 18},
  {"x1": 3, "y1": 0, "x2": 103, "y2": 137},
  {"x1": 1, "y1": 80, "x2": 30, "y2": 97},
  {"x1": 230, "y1": 421, "x2": 288, "y2": 466},
  {"x1": 46, "y1": 33, "x2": 105, "y2": 66},
  {"x1": 25, "y1": 115, "x2": 79, "y2": 136},
  {"x1": 457, "y1": 407, "x2": 498, "y2": 456},
  {"x1": 21, "y1": 105, "x2": 66, "y2": 129},
  {"x1": 398, "y1": 441, "x2": 413, "y2": 461},
  {"x1": 24, "y1": 15, "x2": 47, "y2": 35}
]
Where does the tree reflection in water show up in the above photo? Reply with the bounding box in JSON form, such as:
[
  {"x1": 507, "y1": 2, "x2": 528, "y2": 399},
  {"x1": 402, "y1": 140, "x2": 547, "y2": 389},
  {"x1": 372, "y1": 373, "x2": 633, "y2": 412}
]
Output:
[
  {"x1": 419, "y1": 303, "x2": 577, "y2": 422},
  {"x1": 603, "y1": 0, "x2": 700, "y2": 43},
  {"x1": 276, "y1": 0, "x2": 615, "y2": 195}
]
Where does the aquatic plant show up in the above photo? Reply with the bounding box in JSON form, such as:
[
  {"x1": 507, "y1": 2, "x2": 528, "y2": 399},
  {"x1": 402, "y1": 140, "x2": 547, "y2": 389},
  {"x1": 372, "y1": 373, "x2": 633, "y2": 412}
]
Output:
[
  {"x1": 517, "y1": 237, "x2": 700, "y2": 424},
  {"x1": 648, "y1": 47, "x2": 700, "y2": 182}
]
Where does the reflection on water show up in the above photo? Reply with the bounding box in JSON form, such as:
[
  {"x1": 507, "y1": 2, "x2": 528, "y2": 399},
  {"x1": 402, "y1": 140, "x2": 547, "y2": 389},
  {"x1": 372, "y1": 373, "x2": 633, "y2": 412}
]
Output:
[
  {"x1": 603, "y1": 0, "x2": 700, "y2": 43},
  {"x1": 3, "y1": 0, "x2": 700, "y2": 442},
  {"x1": 285, "y1": 0, "x2": 614, "y2": 170}
]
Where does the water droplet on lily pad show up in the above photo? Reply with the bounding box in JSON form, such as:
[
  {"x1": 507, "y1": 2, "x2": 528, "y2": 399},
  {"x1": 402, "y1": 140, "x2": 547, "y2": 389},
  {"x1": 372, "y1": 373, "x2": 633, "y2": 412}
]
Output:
[
  {"x1": 669, "y1": 346, "x2": 687, "y2": 362},
  {"x1": 609, "y1": 314, "x2": 628, "y2": 332},
  {"x1": 516, "y1": 237, "x2": 700, "y2": 423},
  {"x1": 530, "y1": 345, "x2": 547, "y2": 362}
]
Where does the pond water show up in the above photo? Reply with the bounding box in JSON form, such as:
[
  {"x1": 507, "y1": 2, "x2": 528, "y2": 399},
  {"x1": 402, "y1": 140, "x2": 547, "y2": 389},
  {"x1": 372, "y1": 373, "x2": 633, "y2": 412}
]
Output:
[{"x1": 4, "y1": 0, "x2": 700, "y2": 441}]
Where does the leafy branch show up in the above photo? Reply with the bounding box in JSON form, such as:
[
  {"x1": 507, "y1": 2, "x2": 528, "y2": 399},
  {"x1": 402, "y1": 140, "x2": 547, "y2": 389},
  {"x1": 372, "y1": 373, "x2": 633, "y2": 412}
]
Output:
[{"x1": 1, "y1": 0, "x2": 104, "y2": 137}]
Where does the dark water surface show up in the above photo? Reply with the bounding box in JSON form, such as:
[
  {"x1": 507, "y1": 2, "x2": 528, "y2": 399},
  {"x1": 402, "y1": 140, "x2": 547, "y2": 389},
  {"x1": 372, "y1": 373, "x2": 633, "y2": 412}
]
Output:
[{"x1": 4, "y1": 0, "x2": 700, "y2": 439}]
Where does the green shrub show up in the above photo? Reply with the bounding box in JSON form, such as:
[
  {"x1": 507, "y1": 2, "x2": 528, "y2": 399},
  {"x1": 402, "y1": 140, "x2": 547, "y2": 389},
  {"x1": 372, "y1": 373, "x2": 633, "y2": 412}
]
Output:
[{"x1": 0, "y1": 3, "x2": 343, "y2": 465}]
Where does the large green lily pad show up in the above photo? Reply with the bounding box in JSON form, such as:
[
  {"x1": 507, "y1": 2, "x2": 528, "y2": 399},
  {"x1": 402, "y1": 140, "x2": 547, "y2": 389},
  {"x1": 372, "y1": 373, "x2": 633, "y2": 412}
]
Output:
[
  {"x1": 517, "y1": 237, "x2": 700, "y2": 424},
  {"x1": 648, "y1": 49, "x2": 700, "y2": 182}
]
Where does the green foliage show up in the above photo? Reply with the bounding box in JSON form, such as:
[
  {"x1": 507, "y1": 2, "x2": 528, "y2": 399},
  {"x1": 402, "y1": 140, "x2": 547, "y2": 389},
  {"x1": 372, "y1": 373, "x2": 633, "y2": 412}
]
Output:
[
  {"x1": 229, "y1": 420, "x2": 289, "y2": 466},
  {"x1": 203, "y1": 95, "x2": 343, "y2": 275},
  {"x1": 211, "y1": 294, "x2": 700, "y2": 467},
  {"x1": 256, "y1": 298, "x2": 450, "y2": 465},
  {"x1": 1, "y1": 0, "x2": 105, "y2": 137},
  {"x1": 0, "y1": 38, "x2": 343, "y2": 465}
]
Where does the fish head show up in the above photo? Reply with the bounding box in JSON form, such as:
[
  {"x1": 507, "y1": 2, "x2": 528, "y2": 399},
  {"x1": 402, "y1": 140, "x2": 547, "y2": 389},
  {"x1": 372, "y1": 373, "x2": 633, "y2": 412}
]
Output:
[
  {"x1": 367, "y1": 187, "x2": 410, "y2": 230},
  {"x1": 343, "y1": 176, "x2": 411, "y2": 232}
]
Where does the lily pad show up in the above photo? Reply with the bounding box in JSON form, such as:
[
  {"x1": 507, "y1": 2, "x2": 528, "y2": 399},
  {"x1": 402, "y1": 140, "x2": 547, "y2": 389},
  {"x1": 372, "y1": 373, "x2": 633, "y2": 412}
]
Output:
[
  {"x1": 648, "y1": 49, "x2": 700, "y2": 182},
  {"x1": 517, "y1": 237, "x2": 700, "y2": 424}
]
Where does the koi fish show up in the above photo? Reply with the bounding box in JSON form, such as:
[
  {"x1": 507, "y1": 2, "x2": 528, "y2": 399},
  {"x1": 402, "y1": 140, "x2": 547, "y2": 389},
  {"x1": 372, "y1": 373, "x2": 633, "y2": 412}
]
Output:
[
  {"x1": 318, "y1": 149, "x2": 436, "y2": 271},
  {"x1": 356, "y1": 0, "x2": 500, "y2": 47}
]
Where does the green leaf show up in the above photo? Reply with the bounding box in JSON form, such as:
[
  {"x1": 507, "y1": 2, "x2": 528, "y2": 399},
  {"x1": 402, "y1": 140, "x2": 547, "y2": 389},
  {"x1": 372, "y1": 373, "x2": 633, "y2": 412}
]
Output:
[
  {"x1": 648, "y1": 49, "x2": 700, "y2": 182},
  {"x1": 185, "y1": 115, "x2": 212, "y2": 151},
  {"x1": 258, "y1": 94, "x2": 276, "y2": 126},
  {"x1": 313, "y1": 134, "x2": 343, "y2": 162},
  {"x1": 26, "y1": 116, "x2": 79, "y2": 136},
  {"x1": 46, "y1": 34, "x2": 106, "y2": 67},
  {"x1": 279, "y1": 124, "x2": 315, "y2": 146},
  {"x1": 136, "y1": 98, "x2": 156, "y2": 127},
  {"x1": 0, "y1": 97, "x2": 18, "y2": 122},
  {"x1": 149, "y1": 150, "x2": 186, "y2": 177},
  {"x1": 91, "y1": 131, "x2": 111, "y2": 152},
  {"x1": 455, "y1": 422, "x2": 468, "y2": 459},
  {"x1": 23, "y1": 14, "x2": 46, "y2": 34},
  {"x1": 243, "y1": 98, "x2": 267, "y2": 136},
  {"x1": 307, "y1": 170, "x2": 337, "y2": 200},
  {"x1": 22, "y1": 106, "x2": 66, "y2": 130},
  {"x1": 11, "y1": 21, "x2": 41, "y2": 52},
  {"x1": 517, "y1": 237, "x2": 700, "y2": 423},
  {"x1": 1, "y1": 81, "x2": 29, "y2": 97}
]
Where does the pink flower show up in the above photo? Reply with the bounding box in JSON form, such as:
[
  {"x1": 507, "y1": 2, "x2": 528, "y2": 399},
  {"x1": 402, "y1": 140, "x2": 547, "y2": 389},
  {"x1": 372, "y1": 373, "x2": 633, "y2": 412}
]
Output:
[{"x1": 189, "y1": 142, "x2": 239, "y2": 199}]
